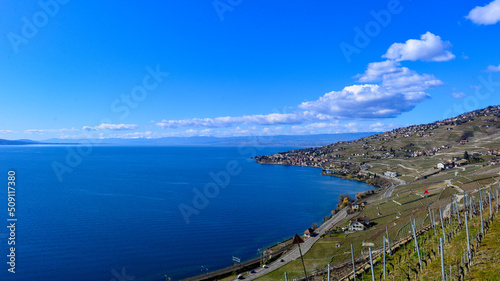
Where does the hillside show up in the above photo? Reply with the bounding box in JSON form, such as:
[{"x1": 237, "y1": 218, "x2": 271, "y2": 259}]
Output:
[
  {"x1": 240, "y1": 105, "x2": 500, "y2": 281},
  {"x1": 0, "y1": 139, "x2": 42, "y2": 145},
  {"x1": 255, "y1": 105, "x2": 500, "y2": 186}
]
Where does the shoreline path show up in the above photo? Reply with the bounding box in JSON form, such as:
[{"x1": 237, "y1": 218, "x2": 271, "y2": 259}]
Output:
[{"x1": 245, "y1": 208, "x2": 348, "y2": 280}]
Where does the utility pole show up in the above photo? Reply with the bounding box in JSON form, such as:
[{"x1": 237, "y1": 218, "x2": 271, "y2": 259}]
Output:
[
  {"x1": 369, "y1": 248, "x2": 375, "y2": 281},
  {"x1": 479, "y1": 189, "x2": 485, "y2": 236},
  {"x1": 455, "y1": 198, "x2": 461, "y2": 224},
  {"x1": 327, "y1": 263, "x2": 330, "y2": 281},
  {"x1": 496, "y1": 188, "x2": 499, "y2": 214},
  {"x1": 386, "y1": 226, "x2": 391, "y2": 255},
  {"x1": 465, "y1": 211, "x2": 471, "y2": 263},
  {"x1": 440, "y1": 238, "x2": 445, "y2": 281},
  {"x1": 383, "y1": 236, "x2": 386, "y2": 279},
  {"x1": 488, "y1": 191, "x2": 492, "y2": 218},
  {"x1": 292, "y1": 234, "x2": 308, "y2": 281},
  {"x1": 432, "y1": 209, "x2": 436, "y2": 233},
  {"x1": 411, "y1": 219, "x2": 423, "y2": 271},
  {"x1": 298, "y1": 243, "x2": 307, "y2": 280},
  {"x1": 351, "y1": 243, "x2": 357, "y2": 281}
]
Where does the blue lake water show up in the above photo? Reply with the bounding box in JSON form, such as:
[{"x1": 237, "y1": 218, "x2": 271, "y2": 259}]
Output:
[{"x1": 0, "y1": 145, "x2": 371, "y2": 281}]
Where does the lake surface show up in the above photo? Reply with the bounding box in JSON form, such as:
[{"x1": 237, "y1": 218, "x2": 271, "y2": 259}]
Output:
[{"x1": 0, "y1": 145, "x2": 371, "y2": 280}]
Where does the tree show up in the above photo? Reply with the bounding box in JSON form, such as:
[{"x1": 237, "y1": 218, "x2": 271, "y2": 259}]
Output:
[
  {"x1": 464, "y1": 151, "x2": 470, "y2": 160},
  {"x1": 355, "y1": 192, "x2": 366, "y2": 200},
  {"x1": 338, "y1": 194, "x2": 352, "y2": 206},
  {"x1": 311, "y1": 222, "x2": 318, "y2": 230}
]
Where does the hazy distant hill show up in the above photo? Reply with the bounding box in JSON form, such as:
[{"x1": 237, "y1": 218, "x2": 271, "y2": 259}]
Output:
[{"x1": 0, "y1": 139, "x2": 42, "y2": 145}]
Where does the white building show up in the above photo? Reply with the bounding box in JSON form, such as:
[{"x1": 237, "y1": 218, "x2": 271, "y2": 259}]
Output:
[
  {"x1": 348, "y1": 221, "x2": 366, "y2": 231},
  {"x1": 384, "y1": 171, "x2": 398, "y2": 178}
]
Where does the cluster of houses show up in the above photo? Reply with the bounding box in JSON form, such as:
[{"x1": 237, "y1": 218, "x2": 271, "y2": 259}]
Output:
[
  {"x1": 411, "y1": 145, "x2": 450, "y2": 158},
  {"x1": 345, "y1": 203, "x2": 371, "y2": 232},
  {"x1": 436, "y1": 159, "x2": 468, "y2": 170},
  {"x1": 304, "y1": 202, "x2": 370, "y2": 238},
  {"x1": 487, "y1": 148, "x2": 500, "y2": 155},
  {"x1": 351, "y1": 202, "x2": 367, "y2": 211},
  {"x1": 255, "y1": 151, "x2": 330, "y2": 167}
]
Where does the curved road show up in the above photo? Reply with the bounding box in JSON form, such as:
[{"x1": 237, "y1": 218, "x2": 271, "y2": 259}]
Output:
[
  {"x1": 381, "y1": 184, "x2": 397, "y2": 199},
  {"x1": 245, "y1": 209, "x2": 348, "y2": 280}
]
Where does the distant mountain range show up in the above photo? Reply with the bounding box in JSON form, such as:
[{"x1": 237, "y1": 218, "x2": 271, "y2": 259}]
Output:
[
  {"x1": 0, "y1": 132, "x2": 377, "y2": 147},
  {"x1": 0, "y1": 139, "x2": 43, "y2": 145}
]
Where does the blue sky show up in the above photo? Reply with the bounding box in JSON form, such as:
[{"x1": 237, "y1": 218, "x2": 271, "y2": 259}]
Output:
[{"x1": 1, "y1": 0, "x2": 500, "y2": 140}]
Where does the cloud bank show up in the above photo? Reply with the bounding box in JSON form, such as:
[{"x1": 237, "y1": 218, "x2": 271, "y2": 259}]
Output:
[
  {"x1": 82, "y1": 124, "x2": 138, "y2": 131},
  {"x1": 485, "y1": 64, "x2": 500, "y2": 72},
  {"x1": 466, "y1": 0, "x2": 500, "y2": 25},
  {"x1": 383, "y1": 32, "x2": 455, "y2": 62},
  {"x1": 452, "y1": 92, "x2": 467, "y2": 99},
  {"x1": 298, "y1": 84, "x2": 429, "y2": 119},
  {"x1": 156, "y1": 112, "x2": 333, "y2": 129}
]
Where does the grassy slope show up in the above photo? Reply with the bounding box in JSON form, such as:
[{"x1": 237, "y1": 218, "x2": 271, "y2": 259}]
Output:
[{"x1": 466, "y1": 216, "x2": 500, "y2": 280}]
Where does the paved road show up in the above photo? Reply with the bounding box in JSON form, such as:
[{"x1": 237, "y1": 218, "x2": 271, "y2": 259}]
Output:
[
  {"x1": 381, "y1": 184, "x2": 397, "y2": 199},
  {"x1": 381, "y1": 181, "x2": 407, "y2": 200},
  {"x1": 245, "y1": 209, "x2": 348, "y2": 280}
]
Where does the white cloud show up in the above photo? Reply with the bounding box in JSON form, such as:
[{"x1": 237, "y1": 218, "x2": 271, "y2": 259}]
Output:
[
  {"x1": 24, "y1": 128, "x2": 79, "y2": 135},
  {"x1": 452, "y1": 92, "x2": 467, "y2": 98},
  {"x1": 484, "y1": 64, "x2": 500, "y2": 72},
  {"x1": 380, "y1": 66, "x2": 443, "y2": 93},
  {"x1": 106, "y1": 131, "x2": 153, "y2": 139},
  {"x1": 288, "y1": 122, "x2": 399, "y2": 135},
  {"x1": 356, "y1": 61, "x2": 401, "y2": 83},
  {"x1": 357, "y1": 61, "x2": 444, "y2": 93},
  {"x1": 299, "y1": 84, "x2": 429, "y2": 119},
  {"x1": 0, "y1": 130, "x2": 17, "y2": 134},
  {"x1": 156, "y1": 112, "x2": 334, "y2": 129},
  {"x1": 55, "y1": 122, "x2": 401, "y2": 139},
  {"x1": 383, "y1": 32, "x2": 455, "y2": 62},
  {"x1": 466, "y1": 0, "x2": 500, "y2": 25},
  {"x1": 82, "y1": 123, "x2": 138, "y2": 131}
]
